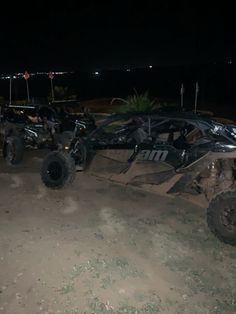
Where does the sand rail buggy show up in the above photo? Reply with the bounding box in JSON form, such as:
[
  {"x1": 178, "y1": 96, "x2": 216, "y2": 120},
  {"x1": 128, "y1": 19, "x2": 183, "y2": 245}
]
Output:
[
  {"x1": 41, "y1": 111, "x2": 236, "y2": 245},
  {"x1": 0, "y1": 103, "x2": 61, "y2": 164},
  {"x1": 0, "y1": 101, "x2": 95, "y2": 165}
]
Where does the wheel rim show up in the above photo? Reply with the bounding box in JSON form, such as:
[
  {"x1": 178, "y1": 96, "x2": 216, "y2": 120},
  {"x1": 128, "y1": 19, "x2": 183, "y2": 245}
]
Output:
[
  {"x1": 221, "y1": 207, "x2": 236, "y2": 232},
  {"x1": 47, "y1": 161, "x2": 63, "y2": 181}
]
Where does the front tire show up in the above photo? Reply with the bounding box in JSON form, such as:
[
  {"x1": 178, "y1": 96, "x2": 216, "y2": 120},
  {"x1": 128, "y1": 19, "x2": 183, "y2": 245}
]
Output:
[
  {"x1": 41, "y1": 151, "x2": 76, "y2": 189},
  {"x1": 207, "y1": 191, "x2": 236, "y2": 245}
]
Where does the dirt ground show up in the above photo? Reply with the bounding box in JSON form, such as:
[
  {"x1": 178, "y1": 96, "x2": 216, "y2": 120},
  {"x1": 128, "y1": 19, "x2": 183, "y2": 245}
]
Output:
[{"x1": 0, "y1": 151, "x2": 236, "y2": 314}]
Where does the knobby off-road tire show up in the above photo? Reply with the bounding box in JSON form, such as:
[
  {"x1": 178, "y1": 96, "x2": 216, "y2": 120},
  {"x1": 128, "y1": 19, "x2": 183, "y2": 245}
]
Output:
[
  {"x1": 41, "y1": 151, "x2": 76, "y2": 189},
  {"x1": 207, "y1": 191, "x2": 236, "y2": 245},
  {"x1": 3, "y1": 136, "x2": 24, "y2": 165}
]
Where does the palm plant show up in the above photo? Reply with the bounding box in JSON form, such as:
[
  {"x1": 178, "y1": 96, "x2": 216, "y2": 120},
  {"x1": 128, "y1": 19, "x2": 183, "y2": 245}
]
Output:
[{"x1": 112, "y1": 91, "x2": 156, "y2": 114}]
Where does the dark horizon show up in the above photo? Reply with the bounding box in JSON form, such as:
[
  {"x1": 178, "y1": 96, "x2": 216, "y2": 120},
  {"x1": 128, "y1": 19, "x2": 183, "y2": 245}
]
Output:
[
  {"x1": 0, "y1": 1, "x2": 235, "y2": 72},
  {"x1": 1, "y1": 1, "x2": 235, "y2": 119},
  {"x1": 1, "y1": 63, "x2": 235, "y2": 120}
]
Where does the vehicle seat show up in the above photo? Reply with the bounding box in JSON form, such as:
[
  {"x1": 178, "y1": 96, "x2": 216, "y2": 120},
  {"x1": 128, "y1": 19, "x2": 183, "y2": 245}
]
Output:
[{"x1": 173, "y1": 133, "x2": 190, "y2": 149}]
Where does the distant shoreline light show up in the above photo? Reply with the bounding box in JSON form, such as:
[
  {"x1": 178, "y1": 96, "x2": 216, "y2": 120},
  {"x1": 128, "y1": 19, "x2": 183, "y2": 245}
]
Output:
[{"x1": 0, "y1": 71, "x2": 70, "y2": 80}]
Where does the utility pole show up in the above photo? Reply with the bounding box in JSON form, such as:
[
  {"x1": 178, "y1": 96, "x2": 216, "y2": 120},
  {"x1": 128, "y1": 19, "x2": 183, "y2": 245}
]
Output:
[
  {"x1": 48, "y1": 71, "x2": 55, "y2": 102},
  {"x1": 180, "y1": 83, "x2": 184, "y2": 110},
  {"x1": 9, "y1": 75, "x2": 12, "y2": 104},
  {"x1": 23, "y1": 71, "x2": 30, "y2": 102},
  {"x1": 194, "y1": 81, "x2": 199, "y2": 113}
]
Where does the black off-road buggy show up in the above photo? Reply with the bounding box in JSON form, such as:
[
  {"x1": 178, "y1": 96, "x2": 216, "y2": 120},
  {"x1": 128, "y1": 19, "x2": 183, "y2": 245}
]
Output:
[
  {"x1": 0, "y1": 100, "x2": 95, "y2": 165},
  {"x1": 41, "y1": 111, "x2": 236, "y2": 245}
]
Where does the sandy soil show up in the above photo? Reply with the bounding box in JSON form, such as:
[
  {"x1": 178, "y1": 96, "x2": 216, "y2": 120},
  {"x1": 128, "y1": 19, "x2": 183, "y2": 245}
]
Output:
[{"x1": 0, "y1": 152, "x2": 236, "y2": 314}]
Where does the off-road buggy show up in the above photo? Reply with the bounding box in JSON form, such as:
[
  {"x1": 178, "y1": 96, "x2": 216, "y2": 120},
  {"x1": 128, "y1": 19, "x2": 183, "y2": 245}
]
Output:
[
  {"x1": 0, "y1": 103, "x2": 58, "y2": 164},
  {"x1": 49, "y1": 99, "x2": 96, "y2": 134},
  {"x1": 41, "y1": 111, "x2": 236, "y2": 245},
  {"x1": 0, "y1": 100, "x2": 95, "y2": 165}
]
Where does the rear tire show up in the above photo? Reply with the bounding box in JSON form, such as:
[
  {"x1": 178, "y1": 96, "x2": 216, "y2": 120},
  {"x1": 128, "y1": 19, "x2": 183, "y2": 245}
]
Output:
[
  {"x1": 41, "y1": 151, "x2": 76, "y2": 189},
  {"x1": 207, "y1": 191, "x2": 236, "y2": 245},
  {"x1": 3, "y1": 136, "x2": 24, "y2": 165}
]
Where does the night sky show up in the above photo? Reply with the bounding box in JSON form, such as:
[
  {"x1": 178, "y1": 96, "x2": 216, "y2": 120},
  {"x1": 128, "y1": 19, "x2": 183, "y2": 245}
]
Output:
[{"x1": 0, "y1": 1, "x2": 234, "y2": 72}]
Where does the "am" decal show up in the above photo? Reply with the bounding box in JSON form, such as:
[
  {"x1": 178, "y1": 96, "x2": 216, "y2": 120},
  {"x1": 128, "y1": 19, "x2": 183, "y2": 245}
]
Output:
[{"x1": 138, "y1": 150, "x2": 169, "y2": 162}]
